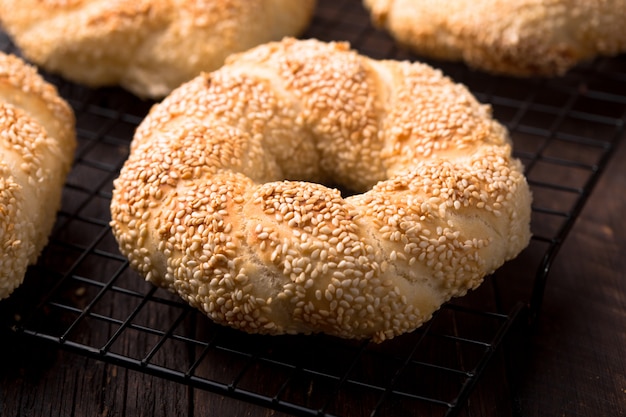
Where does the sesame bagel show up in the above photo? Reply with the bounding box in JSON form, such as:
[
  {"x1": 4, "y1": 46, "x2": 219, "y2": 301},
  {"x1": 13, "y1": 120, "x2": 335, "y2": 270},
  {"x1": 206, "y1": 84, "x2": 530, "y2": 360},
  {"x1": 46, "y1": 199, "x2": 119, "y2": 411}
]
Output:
[
  {"x1": 0, "y1": 0, "x2": 316, "y2": 98},
  {"x1": 0, "y1": 51, "x2": 76, "y2": 300},
  {"x1": 110, "y1": 38, "x2": 532, "y2": 342},
  {"x1": 363, "y1": 0, "x2": 626, "y2": 77}
]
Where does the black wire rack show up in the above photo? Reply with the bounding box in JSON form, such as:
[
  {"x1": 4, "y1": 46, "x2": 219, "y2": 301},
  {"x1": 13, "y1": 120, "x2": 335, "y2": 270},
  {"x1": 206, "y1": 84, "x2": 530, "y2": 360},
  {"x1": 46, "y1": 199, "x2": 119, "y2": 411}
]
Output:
[{"x1": 1, "y1": 1, "x2": 625, "y2": 416}]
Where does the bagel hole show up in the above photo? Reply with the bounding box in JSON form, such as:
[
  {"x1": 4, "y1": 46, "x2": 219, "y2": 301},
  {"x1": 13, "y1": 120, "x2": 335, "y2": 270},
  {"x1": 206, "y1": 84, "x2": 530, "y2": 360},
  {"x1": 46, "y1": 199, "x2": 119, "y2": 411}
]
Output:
[{"x1": 314, "y1": 179, "x2": 361, "y2": 198}]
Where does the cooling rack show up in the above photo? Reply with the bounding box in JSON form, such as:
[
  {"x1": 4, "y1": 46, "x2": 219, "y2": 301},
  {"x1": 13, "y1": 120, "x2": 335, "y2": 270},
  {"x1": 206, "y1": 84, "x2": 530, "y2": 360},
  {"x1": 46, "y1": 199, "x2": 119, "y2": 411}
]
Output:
[{"x1": 1, "y1": 1, "x2": 625, "y2": 416}]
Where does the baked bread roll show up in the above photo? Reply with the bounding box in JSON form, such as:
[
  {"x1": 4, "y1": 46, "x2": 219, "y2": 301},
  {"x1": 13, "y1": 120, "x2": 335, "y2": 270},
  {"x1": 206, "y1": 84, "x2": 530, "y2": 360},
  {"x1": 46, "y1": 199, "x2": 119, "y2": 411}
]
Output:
[
  {"x1": 0, "y1": 0, "x2": 316, "y2": 98},
  {"x1": 363, "y1": 0, "x2": 626, "y2": 76},
  {"x1": 110, "y1": 38, "x2": 532, "y2": 342},
  {"x1": 0, "y1": 52, "x2": 76, "y2": 300}
]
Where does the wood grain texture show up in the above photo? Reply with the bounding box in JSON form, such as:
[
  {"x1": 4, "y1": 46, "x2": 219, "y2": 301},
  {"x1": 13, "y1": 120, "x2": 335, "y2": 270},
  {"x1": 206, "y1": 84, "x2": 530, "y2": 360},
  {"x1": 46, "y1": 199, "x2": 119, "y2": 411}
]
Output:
[
  {"x1": 1, "y1": 0, "x2": 625, "y2": 416},
  {"x1": 1, "y1": 130, "x2": 623, "y2": 417},
  {"x1": 512, "y1": 135, "x2": 626, "y2": 417}
]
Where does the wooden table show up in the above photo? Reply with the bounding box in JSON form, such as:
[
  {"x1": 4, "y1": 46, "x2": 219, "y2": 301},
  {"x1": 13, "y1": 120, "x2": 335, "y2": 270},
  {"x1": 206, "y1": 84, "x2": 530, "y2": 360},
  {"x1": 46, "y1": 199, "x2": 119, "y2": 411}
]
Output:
[
  {"x1": 1, "y1": 1, "x2": 625, "y2": 416},
  {"x1": 511, "y1": 135, "x2": 626, "y2": 417},
  {"x1": 1, "y1": 125, "x2": 624, "y2": 417}
]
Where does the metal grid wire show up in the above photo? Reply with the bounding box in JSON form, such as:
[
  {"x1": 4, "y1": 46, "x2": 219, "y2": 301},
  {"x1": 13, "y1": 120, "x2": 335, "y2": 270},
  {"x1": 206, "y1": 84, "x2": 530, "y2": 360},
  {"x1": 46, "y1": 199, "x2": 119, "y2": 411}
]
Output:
[{"x1": 1, "y1": 1, "x2": 625, "y2": 416}]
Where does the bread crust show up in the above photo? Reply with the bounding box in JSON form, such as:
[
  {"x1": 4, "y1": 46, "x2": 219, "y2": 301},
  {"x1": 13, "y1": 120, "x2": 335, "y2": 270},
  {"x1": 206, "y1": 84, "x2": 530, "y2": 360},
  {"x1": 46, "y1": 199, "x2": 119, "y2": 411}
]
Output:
[
  {"x1": 110, "y1": 38, "x2": 532, "y2": 342},
  {"x1": 0, "y1": 0, "x2": 317, "y2": 98},
  {"x1": 0, "y1": 52, "x2": 76, "y2": 300},
  {"x1": 363, "y1": 0, "x2": 626, "y2": 76}
]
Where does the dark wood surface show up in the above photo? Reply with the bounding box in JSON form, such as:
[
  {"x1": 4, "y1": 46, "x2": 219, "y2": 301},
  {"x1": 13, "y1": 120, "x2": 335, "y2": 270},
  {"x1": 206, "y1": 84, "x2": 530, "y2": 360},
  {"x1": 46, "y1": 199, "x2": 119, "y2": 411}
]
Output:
[
  {"x1": 1, "y1": 135, "x2": 624, "y2": 417},
  {"x1": 512, "y1": 135, "x2": 626, "y2": 417},
  {"x1": 1, "y1": 1, "x2": 626, "y2": 416},
  {"x1": 1, "y1": 95, "x2": 624, "y2": 417}
]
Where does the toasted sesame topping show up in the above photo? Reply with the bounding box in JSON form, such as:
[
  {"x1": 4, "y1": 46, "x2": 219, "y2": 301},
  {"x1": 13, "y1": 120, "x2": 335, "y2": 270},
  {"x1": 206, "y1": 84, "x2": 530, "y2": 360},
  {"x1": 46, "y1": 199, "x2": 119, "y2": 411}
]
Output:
[
  {"x1": 110, "y1": 38, "x2": 532, "y2": 342},
  {"x1": 364, "y1": 0, "x2": 626, "y2": 76},
  {"x1": 0, "y1": 0, "x2": 317, "y2": 98},
  {"x1": 0, "y1": 51, "x2": 76, "y2": 300}
]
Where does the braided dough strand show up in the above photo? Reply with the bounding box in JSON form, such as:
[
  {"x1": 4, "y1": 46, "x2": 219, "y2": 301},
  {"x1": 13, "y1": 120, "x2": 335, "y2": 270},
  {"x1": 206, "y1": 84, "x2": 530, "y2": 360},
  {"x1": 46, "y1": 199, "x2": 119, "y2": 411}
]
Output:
[
  {"x1": 110, "y1": 38, "x2": 531, "y2": 342},
  {"x1": 0, "y1": 0, "x2": 317, "y2": 98},
  {"x1": 0, "y1": 52, "x2": 76, "y2": 300},
  {"x1": 364, "y1": 0, "x2": 626, "y2": 76}
]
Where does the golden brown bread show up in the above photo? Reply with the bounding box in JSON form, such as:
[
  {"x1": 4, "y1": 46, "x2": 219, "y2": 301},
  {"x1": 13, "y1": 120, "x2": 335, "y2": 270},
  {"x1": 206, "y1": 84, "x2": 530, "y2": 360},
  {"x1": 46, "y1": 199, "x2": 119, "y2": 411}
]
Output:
[
  {"x1": 0, "y1": 52, "x2": 76, "y2": 300},
  {"x1": 0, "y1": 0, "x2": 317, "y2": 98},
  {"x1": 363, "y1": 0, "x2": 626, "y2": 76},
  {"x1": 110, "y1": 38, "x2": 532, "y2": 342}
]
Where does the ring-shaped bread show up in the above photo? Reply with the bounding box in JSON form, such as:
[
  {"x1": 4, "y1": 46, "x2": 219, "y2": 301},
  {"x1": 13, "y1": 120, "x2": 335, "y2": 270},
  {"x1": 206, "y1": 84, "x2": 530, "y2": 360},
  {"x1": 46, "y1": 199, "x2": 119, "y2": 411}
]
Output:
[
  {"x1": 364, "y1": 0, "x2": 626, "y2": 77},
  {"x1": 110, "y1": 38, "x2": 532, "y2": 342},
  {"x1": 0, "y1": 0, "x2": 316, "y2": 98},
  {"x1": 0, "y1": 51, "x2": 76, "y2": 300}
]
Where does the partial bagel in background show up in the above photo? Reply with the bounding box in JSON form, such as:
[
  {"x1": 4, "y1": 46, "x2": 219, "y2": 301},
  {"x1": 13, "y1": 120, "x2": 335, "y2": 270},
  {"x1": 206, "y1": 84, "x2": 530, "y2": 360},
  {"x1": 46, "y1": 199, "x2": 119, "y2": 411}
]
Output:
[
  {"x1": 363, "y1": 0, "x2": 626, "y2": 77},
  {"x1": 0, "y1": 0, "x2": 317, "y2": 98},
  {"x1": 0, "y1": 51, "x2": 76, "y2": 300},
  {"x1": 110, "y1": 38, "x2": 532, "y2": 342}
]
